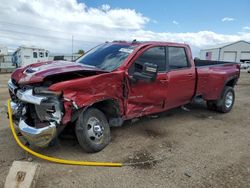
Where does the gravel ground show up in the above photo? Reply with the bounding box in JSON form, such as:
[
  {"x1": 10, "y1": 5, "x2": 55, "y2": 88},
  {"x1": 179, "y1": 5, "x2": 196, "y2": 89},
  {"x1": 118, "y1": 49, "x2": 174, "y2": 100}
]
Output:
[{"x1": 0, "y1": 72, "x2": 250, "y2": 188}]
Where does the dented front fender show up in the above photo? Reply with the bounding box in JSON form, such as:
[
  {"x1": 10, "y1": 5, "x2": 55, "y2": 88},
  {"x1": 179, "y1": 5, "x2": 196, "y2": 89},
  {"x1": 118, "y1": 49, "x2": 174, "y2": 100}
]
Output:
[{"x1": 49, "y1": 71, "x2": 126, "y2": 123}]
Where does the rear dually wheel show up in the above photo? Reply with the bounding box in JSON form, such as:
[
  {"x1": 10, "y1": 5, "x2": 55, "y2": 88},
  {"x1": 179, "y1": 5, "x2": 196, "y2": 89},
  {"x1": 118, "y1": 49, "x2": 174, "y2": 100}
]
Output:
[{"x1": 206, "y1": 86, "x2": 235, "y2": 113}]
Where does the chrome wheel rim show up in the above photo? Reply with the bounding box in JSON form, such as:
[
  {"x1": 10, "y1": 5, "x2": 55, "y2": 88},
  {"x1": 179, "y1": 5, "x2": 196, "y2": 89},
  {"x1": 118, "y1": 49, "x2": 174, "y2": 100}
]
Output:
[
  {"x1": 86, "y1": 117, "x2": 104, "y2": 143},
  {"x1": 225, "y1": 92, "x2": 233, "y2": 108}
]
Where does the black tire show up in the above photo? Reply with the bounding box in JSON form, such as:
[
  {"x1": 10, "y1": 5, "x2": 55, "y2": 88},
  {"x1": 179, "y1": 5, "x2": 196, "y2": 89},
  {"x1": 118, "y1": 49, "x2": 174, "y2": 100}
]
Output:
[
  {"x1": 75, "y1": 108, "x2": 110, "y2": 153},
  {"x1": 216, "y1": 86, "x2": 235, "y2": 113}
]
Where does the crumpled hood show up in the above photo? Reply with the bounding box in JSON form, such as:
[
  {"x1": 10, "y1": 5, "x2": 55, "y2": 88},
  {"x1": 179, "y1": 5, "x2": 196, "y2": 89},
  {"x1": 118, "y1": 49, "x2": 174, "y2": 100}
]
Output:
[{"x1": 11, "y1": 60, "x2": 107, "y2": 85}]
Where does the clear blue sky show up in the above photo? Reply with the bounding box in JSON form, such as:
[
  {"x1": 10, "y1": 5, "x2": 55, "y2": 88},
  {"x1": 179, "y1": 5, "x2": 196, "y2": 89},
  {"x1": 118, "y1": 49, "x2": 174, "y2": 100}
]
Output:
[{"x1": 81, "y1": 0, "x2": 250, "y2": 34}]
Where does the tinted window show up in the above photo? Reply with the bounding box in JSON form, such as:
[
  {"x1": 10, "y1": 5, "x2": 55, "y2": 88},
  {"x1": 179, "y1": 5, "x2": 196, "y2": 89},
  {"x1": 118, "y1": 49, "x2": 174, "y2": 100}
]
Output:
[
  {"x1": 135, "y1": 47, "x2": 166, "y2": 72},
  {"x1": 169, "y1": 47, "x2": 189, "y2": 69},
  {"x1": 33, "y1": 52, "x2": 37, "y2": 58},
  {"x1": 76, "y1": 43, "x2": 135, "y2": 71}
]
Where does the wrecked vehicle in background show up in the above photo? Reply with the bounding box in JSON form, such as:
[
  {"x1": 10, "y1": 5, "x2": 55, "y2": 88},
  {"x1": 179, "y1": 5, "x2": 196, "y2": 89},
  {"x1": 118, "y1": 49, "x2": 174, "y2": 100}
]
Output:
[{"x1": 8, "y1": 41, "x2": 240, "y2": 152}]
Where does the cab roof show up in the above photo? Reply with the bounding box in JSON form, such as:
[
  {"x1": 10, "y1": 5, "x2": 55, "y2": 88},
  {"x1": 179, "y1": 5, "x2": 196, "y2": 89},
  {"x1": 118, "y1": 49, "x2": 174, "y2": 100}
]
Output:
[{"x1": 110, "y1": 40, "x2": 190, "y2": 48}]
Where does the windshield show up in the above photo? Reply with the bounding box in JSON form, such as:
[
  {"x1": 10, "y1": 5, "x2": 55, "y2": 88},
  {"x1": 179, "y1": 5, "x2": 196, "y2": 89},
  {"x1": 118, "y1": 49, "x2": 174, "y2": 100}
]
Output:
[{"x1": 76, "y1": 43, "x2": 135, "y2": 71}]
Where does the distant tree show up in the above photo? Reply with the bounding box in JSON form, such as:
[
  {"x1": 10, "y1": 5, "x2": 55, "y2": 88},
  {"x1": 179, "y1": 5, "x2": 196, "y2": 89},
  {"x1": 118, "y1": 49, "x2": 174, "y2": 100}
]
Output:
[{"x1": 77, "y1": 49, "x2": 85, "y2": 55}]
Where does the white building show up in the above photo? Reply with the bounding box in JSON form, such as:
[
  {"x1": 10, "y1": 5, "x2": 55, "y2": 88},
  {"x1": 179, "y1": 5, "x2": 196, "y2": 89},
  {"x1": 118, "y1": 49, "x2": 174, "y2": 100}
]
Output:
[
  {"x1": 199, "y1": 40, "x2": 250, "y2": 62},
  {"x1": 12, "y1": 46, "x2": 49, "y2": 67}
]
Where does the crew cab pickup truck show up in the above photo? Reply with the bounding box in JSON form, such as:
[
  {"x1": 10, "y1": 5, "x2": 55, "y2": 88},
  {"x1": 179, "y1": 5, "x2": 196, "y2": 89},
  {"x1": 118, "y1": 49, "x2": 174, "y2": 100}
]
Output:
[{"x1": 8, "y1": 41, "x2": 240, "y2": 152}]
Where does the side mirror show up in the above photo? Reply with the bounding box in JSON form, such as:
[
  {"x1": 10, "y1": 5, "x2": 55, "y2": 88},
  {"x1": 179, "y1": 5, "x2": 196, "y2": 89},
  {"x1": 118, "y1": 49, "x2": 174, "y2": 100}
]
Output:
[{"x1": 132, "y1": 62, "x2": 158, "y2": 82}]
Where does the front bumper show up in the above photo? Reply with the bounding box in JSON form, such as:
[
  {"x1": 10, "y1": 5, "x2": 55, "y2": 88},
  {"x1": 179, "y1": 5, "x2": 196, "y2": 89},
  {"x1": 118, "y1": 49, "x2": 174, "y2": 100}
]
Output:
[
  {"x1": 8, "y1": 79, "x2": 63, "y2": 147},
  {"x1": 10, "y1": 101, "x2": 58, "y2": 147},
  {"x1": 18, "y1": 118, "x2": 57, "y2": 147}
]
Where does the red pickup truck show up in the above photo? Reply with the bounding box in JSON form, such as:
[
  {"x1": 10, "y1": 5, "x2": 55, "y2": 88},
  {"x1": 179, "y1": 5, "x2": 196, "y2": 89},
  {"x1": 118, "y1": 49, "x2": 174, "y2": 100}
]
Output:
[{"x1": 8, "y1": 41, "x2": 240, "y2": 152}]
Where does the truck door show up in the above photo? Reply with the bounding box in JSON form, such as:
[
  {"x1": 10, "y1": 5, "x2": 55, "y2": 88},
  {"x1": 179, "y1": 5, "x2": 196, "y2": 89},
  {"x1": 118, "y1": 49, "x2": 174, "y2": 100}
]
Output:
[
  {"x1": 166, "y1": 46, "x2": 196, "y2": 109},
  {"x1": 126, "y1": 46, "x2": 169, "y2": 119}
]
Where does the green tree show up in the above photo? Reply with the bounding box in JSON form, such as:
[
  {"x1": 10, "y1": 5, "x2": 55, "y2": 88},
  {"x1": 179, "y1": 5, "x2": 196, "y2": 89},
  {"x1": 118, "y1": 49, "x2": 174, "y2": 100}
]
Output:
[{"x1": 77, "y1": 49, "x2": 85, "y2": 55}]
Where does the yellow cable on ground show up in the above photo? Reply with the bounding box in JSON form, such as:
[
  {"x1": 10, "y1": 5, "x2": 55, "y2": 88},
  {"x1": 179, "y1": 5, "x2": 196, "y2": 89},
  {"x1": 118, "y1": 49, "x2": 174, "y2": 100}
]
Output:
[{"x1": 7, "y1": 99, "x2": 123, "y2": 167}]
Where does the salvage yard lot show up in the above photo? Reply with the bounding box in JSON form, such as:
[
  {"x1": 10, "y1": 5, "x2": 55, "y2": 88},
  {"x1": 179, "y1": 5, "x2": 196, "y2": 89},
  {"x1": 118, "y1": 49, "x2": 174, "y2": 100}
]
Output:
[{"x1": 0, "y1": 72, "x2": 250, "y2": 188}]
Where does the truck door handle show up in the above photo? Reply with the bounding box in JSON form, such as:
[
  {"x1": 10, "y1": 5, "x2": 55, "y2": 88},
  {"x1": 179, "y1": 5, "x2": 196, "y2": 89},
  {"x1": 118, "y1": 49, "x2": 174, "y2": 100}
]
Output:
[{"x1": 188, "y1": 73, "x2": 193, "y2": 77}]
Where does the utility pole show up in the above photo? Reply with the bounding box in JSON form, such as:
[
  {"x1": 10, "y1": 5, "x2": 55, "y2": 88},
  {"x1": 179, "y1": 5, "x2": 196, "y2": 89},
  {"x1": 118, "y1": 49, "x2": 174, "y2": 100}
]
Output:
[{"x1": 71, "y1": 35, "x2": 74, "y2": 61}]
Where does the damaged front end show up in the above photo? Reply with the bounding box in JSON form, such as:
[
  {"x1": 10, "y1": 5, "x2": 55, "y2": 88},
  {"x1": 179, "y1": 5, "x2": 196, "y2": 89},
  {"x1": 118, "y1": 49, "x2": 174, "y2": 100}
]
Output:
[{"x1": 8, "y1": 79, "x2": 63, "y2": 147}]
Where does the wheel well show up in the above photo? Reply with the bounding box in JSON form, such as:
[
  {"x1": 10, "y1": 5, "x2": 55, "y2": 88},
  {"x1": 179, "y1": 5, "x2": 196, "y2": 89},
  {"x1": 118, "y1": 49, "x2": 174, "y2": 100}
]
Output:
[
  {"x1": 225, "y1": 78, "x2": 237, "y2": 88},
  {"x1": 71, "y1": 99, "x2": 123, "y2": 127},
  {"x1": 92, "y1": 99, "x2": 121, "y2": 120}
]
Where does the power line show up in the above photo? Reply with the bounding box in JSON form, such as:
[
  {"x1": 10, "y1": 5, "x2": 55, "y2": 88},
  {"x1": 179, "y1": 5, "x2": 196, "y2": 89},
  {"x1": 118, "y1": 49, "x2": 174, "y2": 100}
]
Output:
[
  {"x1": 0, "y1": 32, "x2": 99, "y2": 51},
  {"x1": 0, "y1": 28, "x2": 100, "y2": 43},
  {"x1": 0, "y1": 31, "x2": 100, "y2": 51},
  {"x1": 0, "y1": 20, "x2": 110, "y2": 52},
  {"x1": 0, "y1": 20, "x2": 72, "y2": 35},
  {"x1": 0, "y1": 34, "x2": 69, "y2": 46},
  {"x1": 0, "y1": 33, "x2": 96, "y2": 53},
  {"x1": 0, "y1": 20, "x2": 109, "y2": 40}
]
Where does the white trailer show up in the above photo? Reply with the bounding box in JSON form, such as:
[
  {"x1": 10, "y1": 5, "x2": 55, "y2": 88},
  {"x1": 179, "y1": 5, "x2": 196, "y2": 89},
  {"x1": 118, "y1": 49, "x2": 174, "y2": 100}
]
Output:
[
  {"x1": 0, "y1": 46, "x2": 8, "y2": 56},
  {"x1": 0, "y1": 46, "x2": 15, "y2": 72},
  {"x1": 12, "y1": 46, "x2": 49, "y2": 67}
]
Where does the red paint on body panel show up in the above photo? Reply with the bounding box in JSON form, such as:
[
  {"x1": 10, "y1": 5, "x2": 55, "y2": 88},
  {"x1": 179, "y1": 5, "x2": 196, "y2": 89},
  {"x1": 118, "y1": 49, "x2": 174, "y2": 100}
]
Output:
[{"x1": 10, "y1": 41, "x2": 240, "y2": 125}]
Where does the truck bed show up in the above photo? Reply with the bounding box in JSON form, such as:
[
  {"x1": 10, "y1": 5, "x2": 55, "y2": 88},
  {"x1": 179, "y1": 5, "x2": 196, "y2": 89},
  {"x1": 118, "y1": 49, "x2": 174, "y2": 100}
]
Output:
[
  {"x1": 194, "y1": 59, "x2": 240, "y2": 101},
  {"x1": 194, "y1": 58, "x2": 238, "y2": 67}
]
